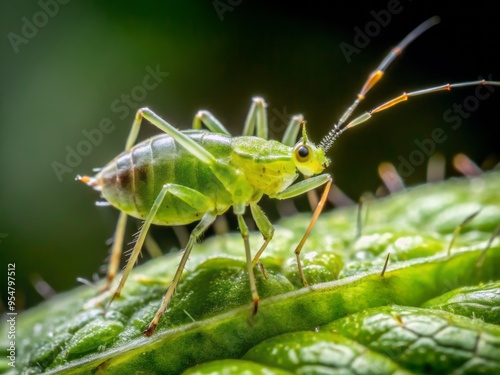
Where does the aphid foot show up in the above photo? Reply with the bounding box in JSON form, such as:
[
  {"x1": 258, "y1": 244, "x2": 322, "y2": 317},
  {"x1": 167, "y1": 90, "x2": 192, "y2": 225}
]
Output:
[
  {"x1": 143, "y1": 323, "x2": 156, "y2": 337},
  {"x1": 253, "y1": 298, "x2": 259, "y2": 315}
]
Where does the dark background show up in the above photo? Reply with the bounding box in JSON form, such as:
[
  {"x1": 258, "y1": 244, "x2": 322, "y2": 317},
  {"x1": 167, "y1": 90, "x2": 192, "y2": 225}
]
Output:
[{"x1": 1, "y1": 1, "x2": 499, "y2": 311}]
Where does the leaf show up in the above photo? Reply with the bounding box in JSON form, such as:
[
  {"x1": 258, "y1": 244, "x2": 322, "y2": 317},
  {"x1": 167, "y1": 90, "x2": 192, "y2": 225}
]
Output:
[
  {"x1": 422, "y1": 282, "x2": 500, "y2": 324},
  {"x1": 2, "y1": 172, "x2": 500, "y2": 374},
  {"x1": 242, "y1": 330, "x2": 414, "y2": 375},
  {"x1": 322, "y1": 306, "x2": 500, "y2": 374}
]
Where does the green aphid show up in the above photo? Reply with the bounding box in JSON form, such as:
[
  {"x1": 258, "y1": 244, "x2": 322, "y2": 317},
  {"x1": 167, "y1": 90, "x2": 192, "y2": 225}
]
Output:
[{"x1": 78, "y1": 16, "x2": 500, "y2": 336}]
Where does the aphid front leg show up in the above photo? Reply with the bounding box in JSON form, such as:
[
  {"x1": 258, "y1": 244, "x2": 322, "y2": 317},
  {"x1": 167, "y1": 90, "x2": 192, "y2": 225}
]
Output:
[{"x1": 275, "y1": 174, "x2": 333, "y2": 286}]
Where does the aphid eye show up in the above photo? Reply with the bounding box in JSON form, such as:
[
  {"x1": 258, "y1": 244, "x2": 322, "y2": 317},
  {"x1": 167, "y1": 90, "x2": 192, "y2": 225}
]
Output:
[{"x1": 296, "y1": 145, "x2": 310, "y2": 160}]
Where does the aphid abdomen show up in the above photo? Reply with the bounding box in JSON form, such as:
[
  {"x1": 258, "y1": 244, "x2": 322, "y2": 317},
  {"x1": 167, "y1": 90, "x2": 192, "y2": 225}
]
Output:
[{"x1": 97, "y1": 132, "x2": 234, "y2": 225}]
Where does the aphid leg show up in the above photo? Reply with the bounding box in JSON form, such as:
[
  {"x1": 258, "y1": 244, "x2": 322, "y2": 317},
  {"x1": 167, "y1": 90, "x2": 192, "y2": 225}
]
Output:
[
  {"x1": 172, "y1": 225, "x2": 190, "y2": 247},
  {"x1": 101, "y1": 106, "x2": 165, "y2": 290},
  {"x1": 109, "y1": 186, "x2": 168, "y2": 304},
  {"x1": 453, "y1": 153, "x2": 483, "y2": 176},
  {"x1": 236, "y1": 214, "x2": 260, "y2": 315},
  {"x1": 243, "y1": 97, "x2": 268, "y2": 139},
  {"x1": 281, "y1": 115, "x2": 304, "y2": 146},
  {"x1": 427, "y1": 153, "x2": 446, "y2": 182},
  {"x1": 378, "y1": 162, "x2": 405, "y2": 193},
  {"x1": 213, "y1": 215, "x2": 230, "y2": 235},
  {"x1": 106, "y1": 183, "x2": 214, "y2": 329},
  {"x1": 276, "y1": 174, "x2": 333, "y2": 286},
  {"x1": 193, "y1": 110, "x2": 231, "y2": 135},
  {"x1": 327, "y1": 184, "x2": 355, "y2": 207},
  {"x1": 250, "y1": 203, "x2": 275, "y2": 278},
  {"x1": 130, "y1": 109, "x2": 261, "y2": 216},
  {"x1": 133, "y1": 108, "x2": 218, "y2": 167},
  {"x1": 103, "y1": 210, "x2": 128, "y2": 292},
  {"x1": 101, "y1": 105, "x2": 221, "y2": 291},
  {"x1": 144, "y1": 233, "x2": 163, "y2": 258},
  {"x1": 127, "y1": 108, "x2": 260, "y2": 326},
  {"x1": 144, "y1": 210, "x2": 217, "y2": 336},
  {"x1": 135, "y1": 108, "x2": 255, "y2": 206}
]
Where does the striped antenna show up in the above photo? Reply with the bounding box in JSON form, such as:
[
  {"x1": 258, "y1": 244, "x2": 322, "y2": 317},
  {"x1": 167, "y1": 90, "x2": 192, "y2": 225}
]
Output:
[{"x1": 319, "y1": 16, "x2": 500, "y2": 153}]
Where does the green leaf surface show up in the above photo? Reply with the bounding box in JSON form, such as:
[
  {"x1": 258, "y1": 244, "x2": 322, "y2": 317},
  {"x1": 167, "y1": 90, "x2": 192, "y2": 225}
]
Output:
[
  {"x1": 422, "y1": 282, "x2": 500, "y2": 324},
  {"x1": 242, "y1": 331, "x2": 414, "y2": 375},
  {"x1": 3, "y1": 172, "x2": 500, "y2": 374},
  {"x1": 182, "y1": 359, "x2": 294, "y2": 375},
  {"x1": 321, "y1": 306, "x2": 500, "y2": 374}
]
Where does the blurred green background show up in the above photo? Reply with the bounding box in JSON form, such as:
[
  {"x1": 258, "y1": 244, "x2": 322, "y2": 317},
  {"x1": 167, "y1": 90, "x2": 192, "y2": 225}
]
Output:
[{"x1": 1, "y1": 1, "x2": 499, "y2": 311}]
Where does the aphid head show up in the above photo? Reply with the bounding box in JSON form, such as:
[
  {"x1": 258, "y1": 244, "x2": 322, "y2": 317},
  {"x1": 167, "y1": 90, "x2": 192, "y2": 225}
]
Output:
[{"x1": 292, "y1": 122, "x2": 330, "y2": 176}]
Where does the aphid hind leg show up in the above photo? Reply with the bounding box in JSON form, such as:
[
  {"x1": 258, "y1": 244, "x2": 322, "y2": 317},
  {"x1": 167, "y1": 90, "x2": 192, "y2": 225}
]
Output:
[
  {"x1": 107, "y1": 184, "x2": 214, "y2": 328},
  {"x1": 132, "y1": 108, "x2": 217, "y2": 167},
  {"x1": 137, "y1": 107, "x2": 256, "y2": 214},
  {"x1": 276, "y1": 174, "x2": 333, "y2": 286},
  {"x1": 144, "y1": 210, "x2": 217, "y2": 336},
  {"x1": 136, "y1": 108, "x2": 251, "y2": 194}
]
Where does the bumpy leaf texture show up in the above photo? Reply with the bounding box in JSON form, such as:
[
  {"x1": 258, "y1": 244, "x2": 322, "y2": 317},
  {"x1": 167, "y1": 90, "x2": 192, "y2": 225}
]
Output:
[{"x1": 2, "y1": 172, "x2": 500, "y2": 374}]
